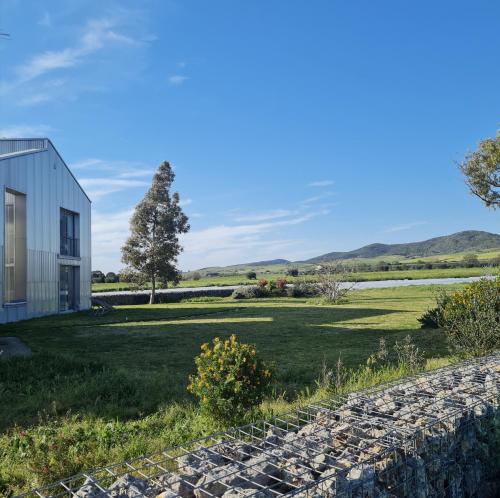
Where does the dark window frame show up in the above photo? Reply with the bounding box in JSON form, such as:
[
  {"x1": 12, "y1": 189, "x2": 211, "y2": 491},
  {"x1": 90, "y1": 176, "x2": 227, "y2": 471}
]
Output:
[{"x1": 60, "y1": 208, "x2": 80, "y2": 257}]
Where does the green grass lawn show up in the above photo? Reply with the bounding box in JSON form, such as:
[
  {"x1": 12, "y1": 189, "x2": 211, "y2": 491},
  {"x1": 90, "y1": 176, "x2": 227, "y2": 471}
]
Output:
[
  {"x1": 92, "y1": 266, "x2": 490, "y2": 292},
  {"x1": 0, "y1": 285, "x2": 454, "y2": 494},
  {"x1": 0, "y1": 285, "x2": 450, "y2": 431}
]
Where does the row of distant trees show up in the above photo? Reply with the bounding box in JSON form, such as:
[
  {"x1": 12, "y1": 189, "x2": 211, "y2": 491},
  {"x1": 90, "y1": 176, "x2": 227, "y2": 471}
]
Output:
[
  {"x1": 92, "y1": 271, "x2": 120, "y2": 284},
  {"x1": 306, "y1": 253, "x2": 497, "y2": 274},
  {"x1": 243, "y1": 268, "x2": 299, "y2": 280},
  {"x1": 181, "y1": 253, "x2": 497, "y2": 281}
]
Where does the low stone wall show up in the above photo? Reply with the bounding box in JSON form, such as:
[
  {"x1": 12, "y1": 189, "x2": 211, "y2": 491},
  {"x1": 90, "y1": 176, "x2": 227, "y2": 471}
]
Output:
[{"x1": 21, "y1": 355, "x2": 500, "y2": 498}]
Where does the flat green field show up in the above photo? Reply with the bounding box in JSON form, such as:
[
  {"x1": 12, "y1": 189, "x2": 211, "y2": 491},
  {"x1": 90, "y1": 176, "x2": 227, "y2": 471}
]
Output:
[
  {"x1": 92, "y1": 266, "x2": 490, "y2": 292},
  {"x1": 404, "y1": 247, "x2": 500, "y2": 263},
  {"x1": 0, "y1": 285, "x2": 456, "y2": 494}
]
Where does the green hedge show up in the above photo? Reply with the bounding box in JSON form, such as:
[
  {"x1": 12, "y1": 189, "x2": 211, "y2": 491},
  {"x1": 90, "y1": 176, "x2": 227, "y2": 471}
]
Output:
[{"x1": 95, "y1": 288, "x2": 235, "y2": 306}]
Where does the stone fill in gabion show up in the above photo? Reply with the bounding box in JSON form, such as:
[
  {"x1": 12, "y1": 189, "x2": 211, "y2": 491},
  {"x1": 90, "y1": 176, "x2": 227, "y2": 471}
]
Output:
[{"x1": 16, "y1": 354, "x2": 500, "y2": 498}]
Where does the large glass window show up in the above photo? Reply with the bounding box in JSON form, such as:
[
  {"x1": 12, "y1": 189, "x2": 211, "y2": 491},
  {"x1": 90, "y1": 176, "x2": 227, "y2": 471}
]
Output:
[
  {"x1": 4, "y1": 189, "x2": 27, "y2": 303},
  {"x1": 60, "y1": 209, "x2": 79, "y2": 257}
]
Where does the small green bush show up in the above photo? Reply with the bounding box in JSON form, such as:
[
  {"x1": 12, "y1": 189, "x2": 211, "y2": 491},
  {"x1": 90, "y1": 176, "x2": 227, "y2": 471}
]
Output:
[
  {"x1": 462, "y1": 253, "x2": 479, "y2": 268},
  {"x1": 394, "y1": 335, "x2": 426, "y2": 372},
  {"x1": 375, "y1": 262, "x2": 389, "y2": 271},
  {"x1": 441, "y1": 278, "x2": 500, "y2": 357},
  {"x1": 287, "y1": 281, "x2": 318, "y2": 298},
  {"x1": 365, "y1": 336, "x2": 425, "y2": 374},
  {"x1": 266, "y1": 280, "x2": 276, "y2": 292},
  {"x1": 118, "y1": 268, "x2": 147, "y2": 289},
  {"x1": 192, "y1": 272, "x2": 201, "y2": 281},
  {"x1": 286, "y1": 268, "x2": 299, "y2": 277},
  {"x1": 366, "y1": 337, "x2": 390, "y2": 369},
  {"x1": 231, "y1": 286, "x2": 261, "y2": 299},
  {"x1": 104, "y1": 272, "x2": 119, "y2": 283},
  {"x1": 435, "y1": 262, "x2": 450, "y2": 269},
  {"x1": 187, "y1": 335, "x2": 273, "y2": 423},
  {"x1": 418, "y1": 308, "x2": 443, "y2": 328},
  {"x1": 418, "y1": 289, "x2": 450, "y2": 328},
  {"x1": 91, "y1": 270, "x2": 105, "y2": 284},
  {"x1": 246, "y1": 271, "x2": 257, "y2": 280}
]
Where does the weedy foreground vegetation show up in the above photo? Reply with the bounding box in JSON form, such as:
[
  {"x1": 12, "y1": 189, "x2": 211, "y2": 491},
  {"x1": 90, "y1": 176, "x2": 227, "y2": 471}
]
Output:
[{"x1": 0, "y1": 285, "x2": 461, "y2": 495}]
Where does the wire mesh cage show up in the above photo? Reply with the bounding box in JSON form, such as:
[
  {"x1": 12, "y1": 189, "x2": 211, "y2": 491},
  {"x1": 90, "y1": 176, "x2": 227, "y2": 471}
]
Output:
[{"x1": 15, "y1": 354, "x2": 500, "y2": 498}]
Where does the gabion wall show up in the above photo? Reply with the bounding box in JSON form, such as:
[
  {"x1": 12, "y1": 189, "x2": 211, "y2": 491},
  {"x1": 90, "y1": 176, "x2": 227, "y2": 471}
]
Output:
[{"x1": 17, "y1": 354, "x2": 500, "y2": 498}]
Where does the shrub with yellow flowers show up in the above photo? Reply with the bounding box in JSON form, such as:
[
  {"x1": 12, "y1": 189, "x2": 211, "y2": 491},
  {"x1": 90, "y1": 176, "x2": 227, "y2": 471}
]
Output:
[
  {"x1": 187, "y1": 334, "x2": 273, "y2": 423},
  {"x1": 441, "y1": 277, "x2": 500, "y2": 357}
]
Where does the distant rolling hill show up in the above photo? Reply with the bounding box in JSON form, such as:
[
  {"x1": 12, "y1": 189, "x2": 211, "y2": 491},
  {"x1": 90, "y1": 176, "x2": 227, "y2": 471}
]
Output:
[
  {"x1": 305, "y1": 231, "x2": 500, "y2": 264},
  {"x1": 198, "y1": 259, "x2": 290, "y2": 272},
  {"x1": 238, "y1": 258, "x2": 290, "y2": 267},
  {"x1": 193, "y1": 231, "x2": 500, "y2": 274}
]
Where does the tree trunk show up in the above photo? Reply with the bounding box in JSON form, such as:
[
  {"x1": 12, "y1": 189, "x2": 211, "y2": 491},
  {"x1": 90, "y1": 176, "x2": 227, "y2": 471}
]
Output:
[{"x1": 150, "y1": 276, "x2": 156, "y2": 304}]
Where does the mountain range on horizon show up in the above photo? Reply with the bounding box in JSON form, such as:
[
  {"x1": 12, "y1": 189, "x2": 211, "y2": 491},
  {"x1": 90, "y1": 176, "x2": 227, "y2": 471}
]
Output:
[{"x1": 196, "y1": 231, "x2": 500, "y2": 271}]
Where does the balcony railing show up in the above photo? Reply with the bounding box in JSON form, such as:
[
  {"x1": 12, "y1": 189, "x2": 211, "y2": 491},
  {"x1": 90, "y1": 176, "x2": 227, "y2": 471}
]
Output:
[{"x1": 60, "y1": 237, "x2": 80, "y2": 257}]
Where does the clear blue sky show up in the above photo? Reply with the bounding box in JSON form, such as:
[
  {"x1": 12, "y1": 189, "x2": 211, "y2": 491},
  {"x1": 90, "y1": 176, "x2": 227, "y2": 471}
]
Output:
[{"x1": 1, "y1": 1, "x2": 499, "y2": 271}]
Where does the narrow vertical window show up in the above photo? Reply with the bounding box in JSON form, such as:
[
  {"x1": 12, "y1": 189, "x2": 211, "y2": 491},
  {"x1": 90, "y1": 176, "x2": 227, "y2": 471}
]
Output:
[
  {"x1": 59, "y1": 265, "x2": 79, "y2": 311},
  {"x1": 60, "y1": 209, "x2": 79, "y2": 257},
  {"x1": 4, "y1": 189, "x2": 27, "y2": 303}
]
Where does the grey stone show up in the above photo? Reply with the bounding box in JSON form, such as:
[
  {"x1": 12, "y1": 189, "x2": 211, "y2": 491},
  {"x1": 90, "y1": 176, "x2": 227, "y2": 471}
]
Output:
[
  {"x1": 316, "y1": 465, "x2": 349, "y2": 496},
  {"x1": 156, "y1": 491, "x2": 178, "y2": 498},
  {"x1": 240, "y1": 454, "x2": 281, "y2": 488},
  {"x1": 75, "y1": 478, "x2": 107, "y2": 498},
  {"x1": 158, "y1": 474, "x2": 197, "y2": 498},
  {"x1": 281, "y1": 457, "x2": 316, "y2": 488},
  {"x1": 107, "y1": 474, "x2": 152, "y2": 498},
  {"x1": 311, "y1": 453, "x2": 334, "y2": 472},
  {"x1": 221, "y1": 487, "x2": 272, "y2": 497},
  {"x1": 346, "y1": 468, "x2": 375, "y2": 498},
  {"x1": 178, "y1": 449, "x2": 226, "y2": 477},
  {"x1": 214, "y1": 441, "x2": 256, "y2": 462},
  {"x1": 194, "y1": 464, "x2": 244, "y2": 498}
]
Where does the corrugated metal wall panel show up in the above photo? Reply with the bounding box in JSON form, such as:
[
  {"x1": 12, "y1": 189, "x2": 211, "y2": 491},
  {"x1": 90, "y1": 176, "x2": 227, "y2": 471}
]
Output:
[{"x1": 0, "y1": 139, "x2": 48, "y2": 155}]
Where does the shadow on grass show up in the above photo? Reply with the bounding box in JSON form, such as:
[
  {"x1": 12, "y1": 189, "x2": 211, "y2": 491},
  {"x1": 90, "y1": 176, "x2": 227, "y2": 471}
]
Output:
[{"x1": 0, "y1": 353, "x2": 153, "y2": 432}]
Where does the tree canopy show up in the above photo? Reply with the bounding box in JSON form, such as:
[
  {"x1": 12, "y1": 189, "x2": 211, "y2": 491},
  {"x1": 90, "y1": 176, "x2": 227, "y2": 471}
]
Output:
[
  {"x1": 121, "y1": 161, "x2": 189, "y2": 303},
  {"x1": 460, "y1": 130, "x2": 500, "y2": 208}
]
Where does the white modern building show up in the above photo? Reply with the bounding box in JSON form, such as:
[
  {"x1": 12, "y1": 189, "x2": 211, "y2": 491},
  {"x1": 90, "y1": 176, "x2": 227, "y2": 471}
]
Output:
[{"x1": 0, "y1": 138, "x2": 91, "y2": 322}]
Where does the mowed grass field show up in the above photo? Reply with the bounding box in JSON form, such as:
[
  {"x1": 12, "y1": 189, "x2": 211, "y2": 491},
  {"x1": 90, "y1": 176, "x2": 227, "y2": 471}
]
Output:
[
  {"x1": 92, "y1": 266, "x2": 490, "y2": 292},
  {"x1": 0, "y1": 285, "x2": 451, "y2": 431},
  {"x1": 0, "y1": 285, "x2": 455, "y2": 494}
]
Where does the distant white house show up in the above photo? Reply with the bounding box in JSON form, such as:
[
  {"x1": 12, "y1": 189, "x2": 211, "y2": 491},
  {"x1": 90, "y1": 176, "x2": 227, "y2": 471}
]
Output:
[{"x1": 0, "y1": 138, "x2": 91, "y2": 322}]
